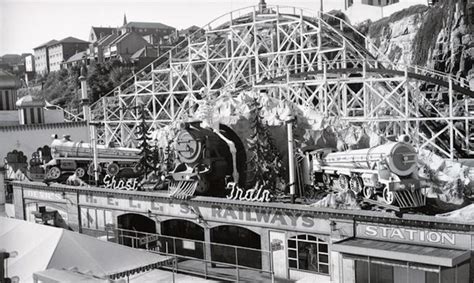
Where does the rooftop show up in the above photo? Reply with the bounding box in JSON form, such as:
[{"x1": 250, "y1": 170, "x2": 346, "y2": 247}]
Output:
[
  {"x1": 91, "y1": 26, "x2": 116, "y2": 36},
  {"x1": 33, "y1": 39, "x2": 59, "y2": 50},
  {"x1": 56, "y1": 36, "x2": 89, "y2": 45},
  {"x1": 124, "y1": 21, "x2": 175, "y2": 30},
  {"x1": 0, "y1": 69, "x2": 21, "y2": 89},
  {"x1": 64, "y1": 51, "x2": 87, "y2": 63}
]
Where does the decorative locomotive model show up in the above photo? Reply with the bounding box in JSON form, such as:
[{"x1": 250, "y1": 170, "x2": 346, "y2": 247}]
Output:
[
  {"x1": 169, "y1": 122, "x2": 246, "y2": 198},
  {"x1": 45, "y1": 135, "x2": 141, "y2": 180},
  {"x1": 303, "y1": 137, "x2": 425, "y2": 208}
]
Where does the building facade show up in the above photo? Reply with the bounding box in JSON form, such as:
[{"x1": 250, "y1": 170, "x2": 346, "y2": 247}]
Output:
[
  {"x1": 47, "y1": 37, "x2": 89, "y2": 72},
  {"x1": 103, "y1": 32, "x2": 152, "y2": 62},
  {"x1": 10, "y1": 181, "x2": 474, "y2": 283},
  {"x1": 33, "y1": 40, "x2": 58, "y2": 75},
  {"x1": 89, "y1": 27, "x2": 116, "y2": 43}
]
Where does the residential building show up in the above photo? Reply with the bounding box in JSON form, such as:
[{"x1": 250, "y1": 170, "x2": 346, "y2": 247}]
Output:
[
  {"x1": 0, "y1": 54, "x2": 22, "y2": 66},
  {"x1": 61, "y1": 51, "x2": 88, "y2": 69},
  {"x1": 130, "y1": 46, "x2": 160, "y2": 69},
  {"x1": 89, "y1": 26, "x2": 116, "y2": 43},
  {"x1": 48, "y1": 37, "x2": 89, "y2": 72},
  {"x1": 88, "y1": 33, "x2": 119, "y2": 63},
  {"x1": 33, "y1": 40, "x2": 58, "y2": 75},
  {"x1": 85, "y1": 16, "x2": 176, "y2": 64},
  {"x1": 119, "y1": 17, "x2": 176, "y2": 48},
  {"x1": 103, "y1": 32, "x2": 152, "y2": 62}
]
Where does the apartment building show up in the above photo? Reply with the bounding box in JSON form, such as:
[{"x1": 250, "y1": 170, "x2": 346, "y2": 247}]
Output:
[
  {"x1": 103, "y1": 32, "x2": 152, "y2": 62},
  {"x1": 48, "y1": 37, "x2": 89, "y2": 72},
  {"x1": 33, "y1": 40, "x2": 58, "y2": 75}
]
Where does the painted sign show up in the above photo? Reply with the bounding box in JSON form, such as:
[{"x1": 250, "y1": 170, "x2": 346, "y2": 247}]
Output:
[
  {"x1": 79, "y1": 193, "x2": 327, "y2": 232},
  {"x1": 226, "y1": 182, "x2": 271, "y2": 202},
  {"x1": 139, "y1": 235, "x2": 160, "y2": 246},
  {"x1": 357, "y1": 224, "x2": 471, "y2": 249},
  {"x1": 182, "y1": 240, "x2": 196, "y2": 250},
  {"x1": 23, "y1": 189, "x2": 65, "y2": 203},
  {"x1": 103, "y1": 174, "x2": 138, "y2": 191},
  {"x1": 79, "y1": 193, "x2": 163, "y2": 213}
]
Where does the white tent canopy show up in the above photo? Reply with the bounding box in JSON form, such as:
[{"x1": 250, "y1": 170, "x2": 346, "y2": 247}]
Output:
[{"x1": 0, "y1": 217, "x2": 172, "y2": 282}]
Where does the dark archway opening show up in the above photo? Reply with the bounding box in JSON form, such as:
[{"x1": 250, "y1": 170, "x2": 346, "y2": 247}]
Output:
[
  {"x1": 161, "y1": 219, "x2": 204, "y2": 259},
  {"x1": 210, "y1": 225, "x2": 262, "y2": 269},
  {"x1": 117, "y1": 213, "x2": 156, "y2": 248}
]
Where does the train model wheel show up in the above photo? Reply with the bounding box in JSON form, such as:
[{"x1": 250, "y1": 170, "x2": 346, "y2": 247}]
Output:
[
  {"x1": 87, "y1": 163, "x2": 102, "y2": 176},
  {"x1": 362, "y1": 186, "x2": 374, "y2": 199},
  {"x1": 75, "y1": 167, "x2": 86, "y2": 178},
  {"x1": 338, "y1": 175, "x2": 350, "y2": 191},
  {"x1": 349, "y1": 177, "x2": 363, "y2": 195},
  {"x1": 106, "y1": 163, "x2": 120, "y2": 176},
  {"x1": 133, "y1": 163, "x2": 144, "y2": 174},
  {"x1": 47, "y1": 166, "x2": 61, "y2": 179},
  {"x1": 383, "y1": 187, "x2": 395, "y2": 205}
]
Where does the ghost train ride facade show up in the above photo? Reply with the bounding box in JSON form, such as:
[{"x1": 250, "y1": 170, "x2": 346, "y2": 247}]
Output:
[
  {"x1": 8, "y1": 119, "x2": 473, "y2": 283},
  {"x1": 10, "y1": 180, "x2": 473, "y2": 283}
]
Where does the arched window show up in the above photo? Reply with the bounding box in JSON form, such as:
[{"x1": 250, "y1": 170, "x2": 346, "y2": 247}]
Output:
[{"x1": 288, "y1": 234, "x2": 329, "y2": 274}]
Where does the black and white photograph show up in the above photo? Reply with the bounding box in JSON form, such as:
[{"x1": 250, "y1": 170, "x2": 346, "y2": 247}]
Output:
[{"x1": 0, "y1": 0, "x2": 473, "y2": 282}]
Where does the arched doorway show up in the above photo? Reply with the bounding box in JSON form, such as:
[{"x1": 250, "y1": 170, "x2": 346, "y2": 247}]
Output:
[
  {"x1": 160, "y1": 219, "x2": 204, "y2": 259},
  {"x1": 117, "y1": 213, "x2": 156, "y2": 248},
  {"x1": 210, "y1": 225, "x2": 262, "y2": 269}
]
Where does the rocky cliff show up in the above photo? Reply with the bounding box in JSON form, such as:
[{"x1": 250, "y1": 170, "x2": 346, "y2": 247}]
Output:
[{"x1": 362, "y1": 0, "x2": 474, "y2": 82}]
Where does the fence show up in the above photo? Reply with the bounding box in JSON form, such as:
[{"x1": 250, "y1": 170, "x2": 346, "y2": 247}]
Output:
[{"x1": 97, "y1": 226, "x2": 275, "y2": 282}]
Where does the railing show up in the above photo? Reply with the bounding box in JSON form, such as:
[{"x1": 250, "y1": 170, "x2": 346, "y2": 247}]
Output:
[
  {"x1": 45, "y1": 103, "x2": 85, "y2": 122},
  {"x1": 89, "y1": 4, "x2": 470, "y2": 109},
  {"x1": 98, "y1": 227, "x2": 275, "y2": 282}
]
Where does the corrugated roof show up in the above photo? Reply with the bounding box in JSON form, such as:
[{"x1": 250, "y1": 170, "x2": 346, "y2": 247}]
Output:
[
  {"x1": 124, "y1": 21, "x2": 174, "y2": 30},
  {"x1": 33, "y1": 39, "x2": 59, "y2": 50}
]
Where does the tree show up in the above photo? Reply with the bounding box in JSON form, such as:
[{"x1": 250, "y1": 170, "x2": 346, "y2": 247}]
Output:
[
  {"x1": 135, "y1": 106, "x2": 154, "y2": 178},
  {"x1": 246, "y1": 97, "x2": 286, "y2": 194}
]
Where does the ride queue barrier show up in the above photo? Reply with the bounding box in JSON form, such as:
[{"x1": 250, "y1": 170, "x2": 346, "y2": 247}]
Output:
[{"x1": 83, "y1": 226, "x2": 276, "y2": 282}]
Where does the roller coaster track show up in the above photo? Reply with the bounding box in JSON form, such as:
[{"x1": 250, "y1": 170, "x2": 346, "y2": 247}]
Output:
[{"x1": 89, "y1": 5, "x2": 474, "y2": 160}]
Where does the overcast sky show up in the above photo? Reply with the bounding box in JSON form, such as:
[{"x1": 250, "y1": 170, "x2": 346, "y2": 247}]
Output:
[{"x1": 0, "y1": 0, "x2": 347, "y2": 56}]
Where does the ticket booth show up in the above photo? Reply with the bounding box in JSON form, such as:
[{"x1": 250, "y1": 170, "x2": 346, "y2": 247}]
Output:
[
  {"x1": 333, "y1": 223, "x2": 473, "y2": 283},
  {"x1": 333, "y1": 238, "x2": 471, "y2": 283}
]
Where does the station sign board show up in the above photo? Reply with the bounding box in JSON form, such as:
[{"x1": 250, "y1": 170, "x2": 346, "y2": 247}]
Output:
[
  {"x1": 78, "y1": 193, "x2": 329, "y2": 233},
  {"x1": 23, "y1": 189, "x2": 65, "y2": 203},
  {"x1": 357, "y1": 223, "x2": 472, "y2": 250}
]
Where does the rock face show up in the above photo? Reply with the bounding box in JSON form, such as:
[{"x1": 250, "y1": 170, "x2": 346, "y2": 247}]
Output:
[
  {"x1": 425, "y1": 0, "x2": 474, "y2": 80},
  {"x1": 366, "y1": 5, "x2": 428, "y2": 66},
  {"x1": 363, "y1": 1, "x2": 474, "y2": 81}
]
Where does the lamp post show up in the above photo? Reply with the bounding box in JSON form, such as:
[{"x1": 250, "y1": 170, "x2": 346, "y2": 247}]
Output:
[
  {"x1": 79, "y1": 66, "x2": 99, "y2": 184},
  {"x1": 287, "y1": 117, "x2": 296, "y2": 203}
]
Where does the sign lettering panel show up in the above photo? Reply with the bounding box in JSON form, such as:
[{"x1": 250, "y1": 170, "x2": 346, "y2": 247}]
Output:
[
  {"x1": 357, "y1": 224, "x2": 471, "y2": 249},
  {"x1": 78, "y1": 193, "x2": 328, "y2": 232}
]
